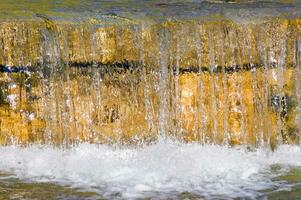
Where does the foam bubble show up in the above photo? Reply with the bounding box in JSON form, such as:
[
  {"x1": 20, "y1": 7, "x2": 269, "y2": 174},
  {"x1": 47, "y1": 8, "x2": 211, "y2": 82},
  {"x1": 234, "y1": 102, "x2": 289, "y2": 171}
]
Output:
[{"x1": 0, "y1": 140, "x2": 300, "y2": 199}]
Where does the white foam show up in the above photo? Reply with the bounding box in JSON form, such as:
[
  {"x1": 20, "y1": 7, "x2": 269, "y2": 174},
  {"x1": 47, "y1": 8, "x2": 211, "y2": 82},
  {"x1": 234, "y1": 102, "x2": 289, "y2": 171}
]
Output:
[
  {"x1": 6, "y1": 94, "x2": 17, "y2": 110},
  {"x1": 0, "y1": 140, "x2": 300, "y2": 199}
]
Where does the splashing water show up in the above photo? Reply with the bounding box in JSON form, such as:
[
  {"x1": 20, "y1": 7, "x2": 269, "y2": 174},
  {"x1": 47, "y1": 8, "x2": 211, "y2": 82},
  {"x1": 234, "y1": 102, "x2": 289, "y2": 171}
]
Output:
[{"x1": 0, "y1": 139, "x2": 300, "y2": 199}]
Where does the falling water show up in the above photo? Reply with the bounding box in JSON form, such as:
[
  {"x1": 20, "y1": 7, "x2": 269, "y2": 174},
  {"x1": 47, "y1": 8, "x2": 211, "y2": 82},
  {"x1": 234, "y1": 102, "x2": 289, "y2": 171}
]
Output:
[
  {"x1": 297, "y1": 38, "x2": 301, "y2": 146},
  {"x1": 0, "y1": 18, "x2": 300, "y2": 148},
  {"x1": 194, "y1": 27, "x2": 205, "y2": 145}
]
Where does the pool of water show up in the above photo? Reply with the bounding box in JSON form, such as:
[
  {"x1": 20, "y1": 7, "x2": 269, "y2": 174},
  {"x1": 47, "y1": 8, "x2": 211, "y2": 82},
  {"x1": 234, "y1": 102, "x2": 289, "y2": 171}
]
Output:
[
  {"x1": 0, "y1": 139, "x2": 300, "y2": 199},
  {"x1": 0, "y1": 174, "x2": 300, "y2": 200},
  {"x1": 0, "y1": 172, "x2": 100, "y2": 200}
]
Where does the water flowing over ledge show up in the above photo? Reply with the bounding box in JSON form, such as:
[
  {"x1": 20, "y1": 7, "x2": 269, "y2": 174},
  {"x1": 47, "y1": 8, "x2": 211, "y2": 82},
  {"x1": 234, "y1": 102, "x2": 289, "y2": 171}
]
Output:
[
  {"x1": 0, "y1": 1, "x2": 301, "y2": 147},
  {"x1": 0, "y1": 139, "x2": 300, "y2": 199}
]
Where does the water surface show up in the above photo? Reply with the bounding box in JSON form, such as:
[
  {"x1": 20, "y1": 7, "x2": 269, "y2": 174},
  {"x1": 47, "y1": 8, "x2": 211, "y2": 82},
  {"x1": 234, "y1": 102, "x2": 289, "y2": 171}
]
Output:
[{"x1": 0, "y1": 140, "x2": 300, "y2": 199}]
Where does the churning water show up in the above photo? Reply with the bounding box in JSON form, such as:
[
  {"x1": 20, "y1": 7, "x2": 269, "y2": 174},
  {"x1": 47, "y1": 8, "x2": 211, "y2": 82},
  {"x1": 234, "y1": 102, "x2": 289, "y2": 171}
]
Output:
[{"x1": 0, "y1": 139, "x2": 300, "y2": 199}]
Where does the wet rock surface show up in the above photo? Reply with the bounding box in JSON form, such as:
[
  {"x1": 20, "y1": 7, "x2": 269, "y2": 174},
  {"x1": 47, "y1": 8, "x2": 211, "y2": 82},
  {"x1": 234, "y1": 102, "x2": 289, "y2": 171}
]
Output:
[{"x1": 0, "y1": 1, "x2": 300, "y2": 147}]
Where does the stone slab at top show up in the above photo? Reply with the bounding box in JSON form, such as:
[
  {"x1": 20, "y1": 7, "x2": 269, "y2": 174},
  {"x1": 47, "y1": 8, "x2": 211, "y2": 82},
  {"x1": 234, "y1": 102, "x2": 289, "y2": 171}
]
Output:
[{"x1": 0, "y1": 0, "x2": 300, "y2": 23}]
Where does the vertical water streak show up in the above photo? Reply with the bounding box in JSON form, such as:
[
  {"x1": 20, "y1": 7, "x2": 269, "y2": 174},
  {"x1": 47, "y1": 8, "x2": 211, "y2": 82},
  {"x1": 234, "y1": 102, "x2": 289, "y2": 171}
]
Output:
[
  {"x1": 194, "y1": 27, "x2": 205, "y2": 145},
  {"x1": 295, "y1": 38, "x2": 301, "y2": 146},
  {"x1": 23, "y1": 26, "x2": 33, "y2": 122},
  {"x1": 80, "y1": 26, "x2": 87, "y2": 63},
  {"x1": 174, "y1": 30, "x2": 181, "y2": 136},
  {"x1": 80, "y1": 25, "x2": 93, "y2": 143},
  {"x1": 0, "y1": 25, "x2": 4, "y2": 64},
  {"x1": 53, "y1": 28, "x2": 65, "y2": 146},
  {"x1": 228, "y1": 30, "x2": 246, "y2": 144},
  {"x1": 158, "y1": 28, "x2": 170, "y2": 136},
  {"x1": 243, "y1": 28, "x2": 262, "y2": 146},
  {"x1": 235, "y1": 33, "x2": 247, "y2": 145},
  {"x1": 39, "y1": 22, "x2": 62, "y2": 144},
  {"x1": 65, "y1": 27, "x2": 79, "y2": 146},
  {"x1": 138, "y1": 24, "x2": 154, "y2": 136},
  {"x1": 16, "y1": 23, "x2": 25, "y2": 67},
  {"x1": 90, "y1": 26, "x2": 101, "y2": 143},
  {"x1": 260, "y1": 36, "x2": 272, "y2": 147},
  {"x1": 53, "y1": 38, "x2": 64, "y2": 146},
  {"x1": 299, "y1": 38, "x2": 301, "y2": 146},
  {"x1": 208, "y1": 31, "x2": 218, "y2": 144},
  {"x1": 219, "y1": 29, "x2": 229, "y2": 145},
  {"x1": 59, "y1": 28, "x2": 71, "y2": 147},
  {"x1": 114, "y1": 26, "x2": 123, "y2": 143},
  {"x1": 17, "y1": 25, "x2": 25, "y2": 128},
  {"x1": 275, "y1": 36, "x2": 287, "y2": 146}
]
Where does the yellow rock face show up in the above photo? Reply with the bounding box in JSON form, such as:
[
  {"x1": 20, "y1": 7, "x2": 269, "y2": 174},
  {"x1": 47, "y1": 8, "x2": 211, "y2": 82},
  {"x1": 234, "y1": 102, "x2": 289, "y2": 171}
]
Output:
[
  {"x1": 0, "y1": 18, "x2": 299, "y2": 67},
  {"x1": 0, "y1": 17, "x2": 300, "y2": 146},
  {"x1": 0, "y1": 66, "x2": 299, "y2": 146}
]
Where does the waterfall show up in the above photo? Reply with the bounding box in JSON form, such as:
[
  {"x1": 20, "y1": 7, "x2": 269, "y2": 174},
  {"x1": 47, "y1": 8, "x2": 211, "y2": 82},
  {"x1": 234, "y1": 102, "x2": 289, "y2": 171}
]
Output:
[
  {"x1": 1, "y1": 1, "x2": 301, "y2": 199},
  {"x1": 0, "y1": 18, "x2": 300, "y2": 148}
]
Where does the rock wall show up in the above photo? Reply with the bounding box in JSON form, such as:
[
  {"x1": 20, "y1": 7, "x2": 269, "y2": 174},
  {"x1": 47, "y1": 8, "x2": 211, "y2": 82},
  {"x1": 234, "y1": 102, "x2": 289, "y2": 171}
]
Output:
[{"x1": 0, "y1": 17, "x2": 300, "y2": 147}]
